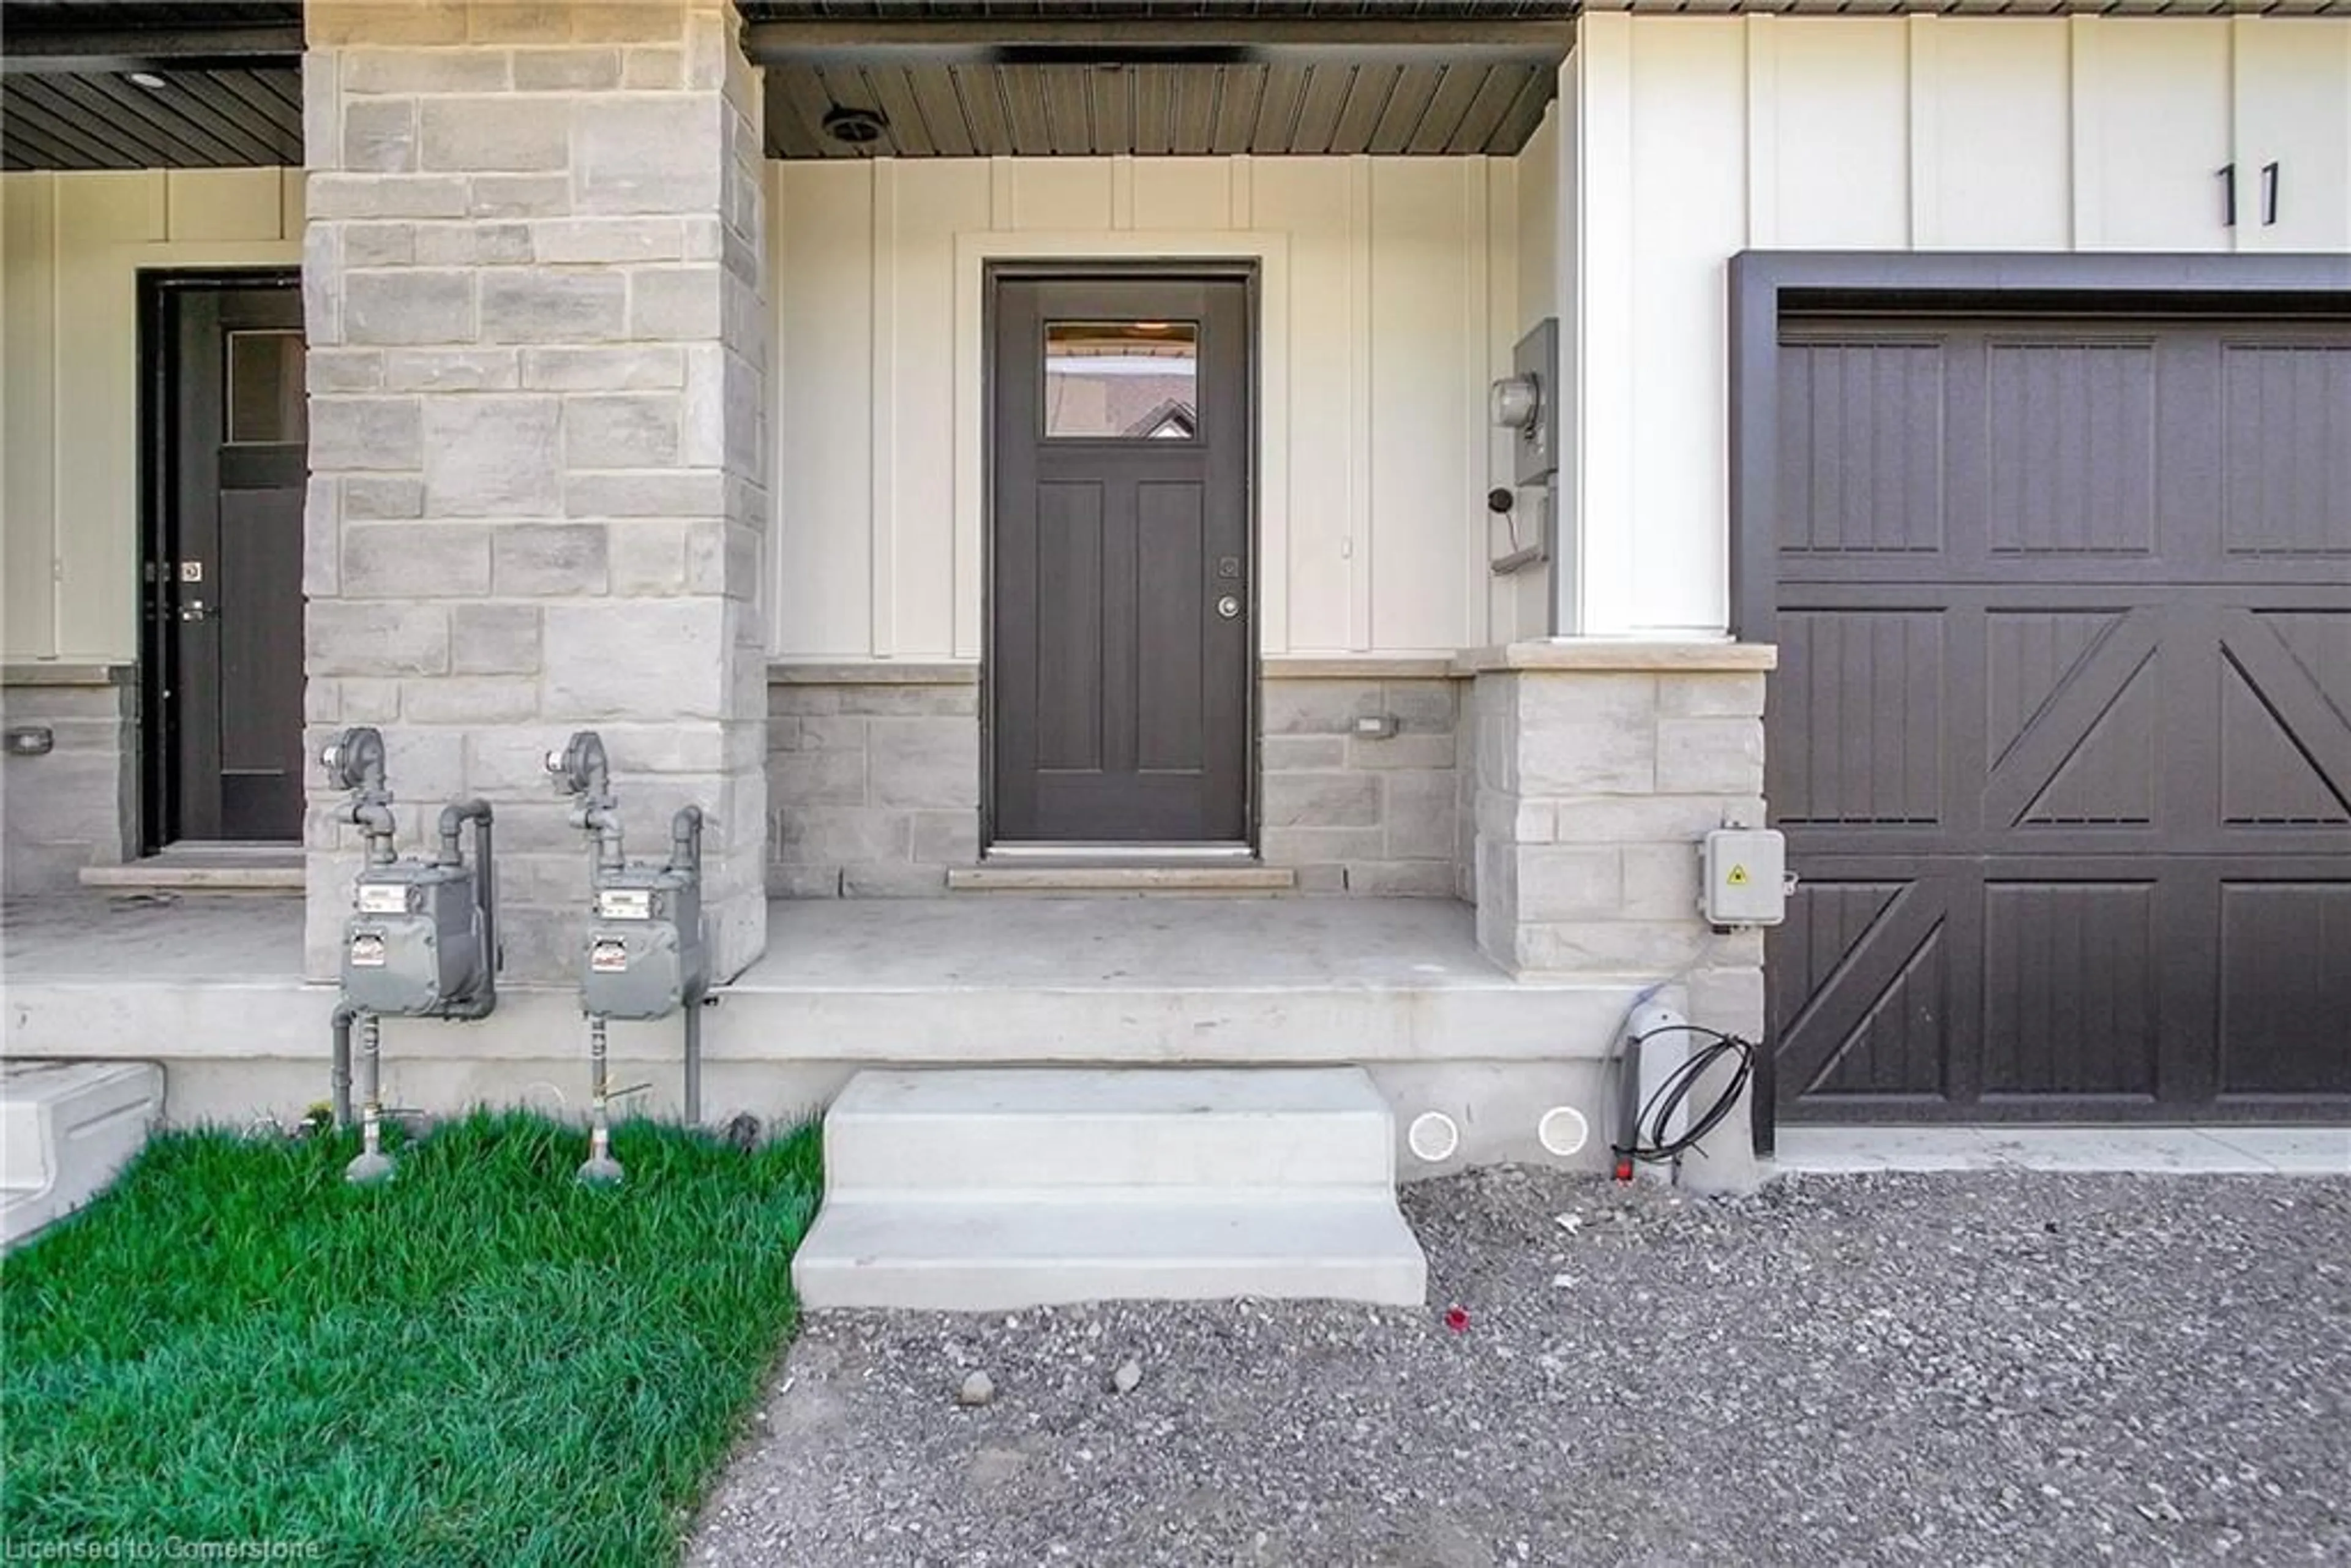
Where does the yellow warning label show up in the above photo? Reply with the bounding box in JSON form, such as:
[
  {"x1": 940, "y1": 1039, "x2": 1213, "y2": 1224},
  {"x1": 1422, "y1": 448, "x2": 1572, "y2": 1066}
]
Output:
[{"x1": 1727, "y1": 865, "x2": 1750, "y2": 887}]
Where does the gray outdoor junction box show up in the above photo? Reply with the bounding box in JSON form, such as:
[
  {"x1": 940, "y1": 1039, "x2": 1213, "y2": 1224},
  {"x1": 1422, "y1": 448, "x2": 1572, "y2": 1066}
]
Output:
[{"x1": 1700, "y1": 827, "x2": 1789, "y2": 928}]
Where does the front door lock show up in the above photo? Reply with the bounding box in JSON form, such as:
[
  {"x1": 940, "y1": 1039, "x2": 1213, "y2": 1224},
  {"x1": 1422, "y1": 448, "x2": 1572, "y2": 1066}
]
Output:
[{"x1": 1215, "y1": 595, "x2": 1241, "y2": 620}]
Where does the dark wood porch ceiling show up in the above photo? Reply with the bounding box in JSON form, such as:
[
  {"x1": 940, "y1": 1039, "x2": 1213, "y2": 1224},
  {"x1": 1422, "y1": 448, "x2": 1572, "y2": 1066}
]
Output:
[
  {"x1": 746, "y1": 1, "x2": 1573, "y2": 156},
  {"x1": 1, "y1": 1, "x2": 303, "y2": 169},
  {"x1": 759, "y1": 55, "x2": 1561, "y2": 156},
  {"x1": 5, "y1": 1, "x2": 2348, "y2": 171}
]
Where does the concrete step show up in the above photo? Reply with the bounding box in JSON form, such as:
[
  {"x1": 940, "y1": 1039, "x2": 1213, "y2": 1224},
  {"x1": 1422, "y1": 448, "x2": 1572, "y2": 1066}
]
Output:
[
  {"x1": 793, "y1": 1067, "x2": 1428, "y2": 1309},
  {"x1": 1, "y1": 1060, "x2": 162, "y2": 1251},
  {"x1": 825, "y1": 1067, "x2": 1395, "y2": 1191},
  {"x1": 793, "y1": 1191, "x2": 1427, "y2": 1310},
  {"x1": 80, "y1": 846, "x2": 302, "y2": 893}
]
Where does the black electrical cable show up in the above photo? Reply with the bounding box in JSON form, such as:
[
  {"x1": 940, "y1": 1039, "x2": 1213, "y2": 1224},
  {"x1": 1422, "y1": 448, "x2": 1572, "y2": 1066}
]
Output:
[{"x1": 1609, "y1": 1023, "x2": 1755, "y2": 1166}]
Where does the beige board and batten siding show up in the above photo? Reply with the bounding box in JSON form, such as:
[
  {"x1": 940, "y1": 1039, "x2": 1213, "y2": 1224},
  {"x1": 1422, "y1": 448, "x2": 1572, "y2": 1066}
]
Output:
[
  {"x1": 768, "y1": 154, "x2": 1526, "y2": 662},
  {"x1": 1559, "y1": 13, "x2": 2351, "y2": 640},
  {"x1": 1, "y1": 169, "x2": 307, "y2": 662}
]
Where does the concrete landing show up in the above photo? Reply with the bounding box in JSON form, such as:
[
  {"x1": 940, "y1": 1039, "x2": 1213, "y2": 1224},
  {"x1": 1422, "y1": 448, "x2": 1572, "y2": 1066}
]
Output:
[
  {"x1": 2, "y1": 1060, "x2": 162, "y2": 1250},
  {"x1": 793, "y1": 1067, "x2": 1428, "y2": 1310}
]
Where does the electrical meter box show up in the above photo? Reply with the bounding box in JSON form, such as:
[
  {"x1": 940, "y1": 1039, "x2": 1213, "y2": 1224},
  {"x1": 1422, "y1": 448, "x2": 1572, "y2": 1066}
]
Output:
[
  {"x1": 1701, "y1": 828, "x2": 1789, "y2": 927},
  {"x1": 1500, "y1": 317, "x2": 1559, "y2": 487},
  {"x1": 343, "y1": 861, "x2": 489, "y2": 1013},
  {"x1": 580, "y1": 863, "x2": 707, "y2": 1019}
]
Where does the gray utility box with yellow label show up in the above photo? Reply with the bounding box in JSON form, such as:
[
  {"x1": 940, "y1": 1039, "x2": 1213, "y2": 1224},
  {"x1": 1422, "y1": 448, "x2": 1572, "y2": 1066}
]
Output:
[
  {"x1": 1700, "y1": 827, "x2": 1789, "y2": 927},
  {"x1": 582, "y1": 865, "x2": 706, "y2": 1021},
  {"x1": 343, "y1": 860, "x2": 491, "y2": 1015}
]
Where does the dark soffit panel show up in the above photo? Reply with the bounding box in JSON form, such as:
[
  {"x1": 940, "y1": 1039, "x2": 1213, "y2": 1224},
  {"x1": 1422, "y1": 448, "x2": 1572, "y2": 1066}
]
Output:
[
  {"x1": 762, "y1": 56, "x2": 1556, "y2": 157},
  {"x1": 2, "y1": 66, "x2": 301, "y2": 169},
  {"x1": 1, "y1": 1, "x2": 303, "y2": 169}
]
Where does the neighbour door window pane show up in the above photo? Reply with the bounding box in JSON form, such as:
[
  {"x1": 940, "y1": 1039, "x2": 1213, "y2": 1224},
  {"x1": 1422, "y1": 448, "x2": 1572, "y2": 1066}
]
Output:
[
  {"x1": 1043, "y1": 321, "x2": 1198, "y2": 440},
  {"x1": 227, "y1": 329, "x2": 307, "y2": 445}
]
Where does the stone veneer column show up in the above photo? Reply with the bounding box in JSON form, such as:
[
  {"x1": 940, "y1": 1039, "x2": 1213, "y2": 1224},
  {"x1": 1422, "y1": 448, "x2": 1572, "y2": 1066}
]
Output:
[
  {"x1": 301, "y1": 0, "x2": 768, "y2": 982},
  {"x1": 1469, "y1": 646, "x2": 1775, "y2": 1185}
]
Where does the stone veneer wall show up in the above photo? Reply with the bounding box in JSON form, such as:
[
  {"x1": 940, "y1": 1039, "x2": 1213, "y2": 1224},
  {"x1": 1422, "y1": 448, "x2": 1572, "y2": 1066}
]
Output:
[
  {"x1": 1467, "y1": 647, "x2": 1776, "y2": 1192},
  {"x1": 765, "y1": 667, "x2": 1463, "y2": 896},
  {"x1": 1469, "y1": 651, "x2": 1773, "y2": 1027},
  {"x1": 768, "y1": 672, "x2": 980, "y2": 896},
  {"x1": 299, "y1": 0, "x2": 770, "y2": 981},
  {"x1": 0, "y1": 668, "x2": 136, "y2": 895},
  {"x1": 1258, "y1": 673, "x2": 1459, "y2": 895}
]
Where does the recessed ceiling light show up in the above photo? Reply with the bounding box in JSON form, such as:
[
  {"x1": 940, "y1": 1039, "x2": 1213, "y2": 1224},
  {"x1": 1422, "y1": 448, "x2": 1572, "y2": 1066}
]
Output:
[
  {"x1": 821, "y1": 105, "x2": 887, "y2": 146},
  {"x1": 127, "y1": 71, "x2": 168, "y2": 89}
]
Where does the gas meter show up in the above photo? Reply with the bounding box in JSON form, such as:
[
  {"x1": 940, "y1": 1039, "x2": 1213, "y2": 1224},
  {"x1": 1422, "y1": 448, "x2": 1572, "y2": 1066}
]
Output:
[
  {"x1": 320, "y1": 726, "x2": 500, "y2": 1184},
  {"x1": 582, "y1": 861, "x2": 706, "y2": 1021},
  {"x1": 546, "y1": 730, "x2": 710, "y2": 1184},
  {"x1": 343, "y1": 855, "x2": 492, "y2": 1015}
]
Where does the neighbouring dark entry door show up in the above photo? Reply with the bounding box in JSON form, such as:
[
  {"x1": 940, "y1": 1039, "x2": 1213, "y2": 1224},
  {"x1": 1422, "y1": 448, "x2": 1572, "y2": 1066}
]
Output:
[
  {"x1": 149, "y1": 280, "x2": 307, "y2": 844},
  {"x1": 990, "y1": 273, "x2": 1252, "y2": 845}
]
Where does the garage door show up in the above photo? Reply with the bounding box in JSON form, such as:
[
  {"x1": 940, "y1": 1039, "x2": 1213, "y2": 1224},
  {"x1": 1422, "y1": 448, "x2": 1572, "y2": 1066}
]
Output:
[{"x1": 1767, "y1": 314, "x2": 2351, "y2": 1122}]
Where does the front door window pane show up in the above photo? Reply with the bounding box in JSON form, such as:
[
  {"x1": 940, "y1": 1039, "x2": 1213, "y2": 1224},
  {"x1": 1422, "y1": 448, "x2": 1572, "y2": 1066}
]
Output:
[{"x1": 1043, "y1": 321, "x2": 1198, "y2": 440}]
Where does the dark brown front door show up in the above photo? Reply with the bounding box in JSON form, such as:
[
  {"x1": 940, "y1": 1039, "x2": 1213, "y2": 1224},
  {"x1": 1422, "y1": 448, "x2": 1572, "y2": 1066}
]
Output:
[
  {"x1": 1765, "y1": 313, "x2": 2351, "y2": 1123},
  {"x1": 149, "y1": 280, "x2": 307, "y2": 844},
  {"x1": 990, "y1": 273, "x2": 1252, "y2": 845}
]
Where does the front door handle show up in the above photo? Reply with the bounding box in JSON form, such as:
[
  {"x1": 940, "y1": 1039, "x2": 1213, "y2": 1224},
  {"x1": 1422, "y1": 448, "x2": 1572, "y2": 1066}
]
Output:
[
  {"x1": 179, "y1": 599, "x2": 212, "y2": 623},
  {"x1": 1215, "y1": 595, "x2": 1241, "y2": 620}
]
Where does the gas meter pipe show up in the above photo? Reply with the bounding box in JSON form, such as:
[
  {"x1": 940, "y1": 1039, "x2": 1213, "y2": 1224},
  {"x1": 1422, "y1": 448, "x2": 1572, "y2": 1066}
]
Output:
[
  {"x1": 553, "y1": 730, "x2": 626, "y2": 874},
  {"x1": 434, "y1": 798, "x2": 500, "y2": 1022},
  {"x1": 347, "y1": 1011, "x2": 394, "y2": 1184},
  {"x1": 670, "y1": 804, "x2": 707, "y2": 1125},
  {"x1": 326, "y1": 726, "x2": 399, "y2": 864},
  {"x1": 330, "y1": 1002, "x2": 359, "y2": 1130},
  {"x1": 579, "y1": 1012, "x2": 624, "y2": 1185}
]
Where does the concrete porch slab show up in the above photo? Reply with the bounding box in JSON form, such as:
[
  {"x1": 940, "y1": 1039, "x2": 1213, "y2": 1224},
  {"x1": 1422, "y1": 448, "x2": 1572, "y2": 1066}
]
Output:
[{"x1": 0, "y1": 895, "x2": 1648, "y2": 1162}]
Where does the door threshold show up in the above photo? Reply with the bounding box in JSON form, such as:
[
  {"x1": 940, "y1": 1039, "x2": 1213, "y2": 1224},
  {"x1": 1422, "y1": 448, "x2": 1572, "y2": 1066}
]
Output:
[
  {"x1": 983, "y1": 842, "x2": 1259, "y2": 863},
  {"x1": 948, "y1": 863, "x2": 1295, "y2": 896},
  {"x1": 79, "y1": 844, "x2": 302, "y2": 894}
]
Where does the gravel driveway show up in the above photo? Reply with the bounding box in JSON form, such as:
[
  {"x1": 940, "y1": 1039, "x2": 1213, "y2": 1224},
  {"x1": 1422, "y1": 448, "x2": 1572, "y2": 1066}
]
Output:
[{"x1": 688, "y1": 1169, "x2": 2350, "y2": 1567}]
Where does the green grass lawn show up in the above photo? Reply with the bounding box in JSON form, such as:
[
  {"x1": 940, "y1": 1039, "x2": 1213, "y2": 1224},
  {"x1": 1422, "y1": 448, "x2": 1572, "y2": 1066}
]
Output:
[{"x1": 1, "y1": 1111, "x2": 821, "y2": 1567}]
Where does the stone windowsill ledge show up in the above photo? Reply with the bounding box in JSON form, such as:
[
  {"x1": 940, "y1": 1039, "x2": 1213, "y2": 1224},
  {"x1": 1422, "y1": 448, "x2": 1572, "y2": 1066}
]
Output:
[
  {"x1": 1453, "y1": 640, "x2": 1777, "y2": 675},
  {"x1": 2, "y1": 662, "x2": 133, "y2": 688}
]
